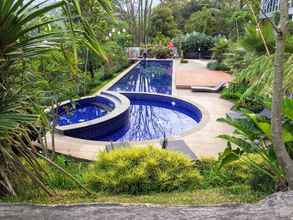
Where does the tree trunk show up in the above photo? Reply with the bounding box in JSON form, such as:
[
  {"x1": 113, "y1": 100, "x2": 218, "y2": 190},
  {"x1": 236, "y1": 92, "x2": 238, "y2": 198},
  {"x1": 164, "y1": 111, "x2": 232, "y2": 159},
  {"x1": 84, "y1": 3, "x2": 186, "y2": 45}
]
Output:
[{"x1": 272, "y1": 0, "x2": 293, "y2": 190}]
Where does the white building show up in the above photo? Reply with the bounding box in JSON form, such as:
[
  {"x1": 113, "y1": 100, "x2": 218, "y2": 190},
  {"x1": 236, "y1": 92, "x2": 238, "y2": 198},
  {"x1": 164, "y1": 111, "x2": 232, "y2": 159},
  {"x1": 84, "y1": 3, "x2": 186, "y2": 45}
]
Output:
[{"x1": 260, "y1": 0, "x2": 293, "y2": 19}]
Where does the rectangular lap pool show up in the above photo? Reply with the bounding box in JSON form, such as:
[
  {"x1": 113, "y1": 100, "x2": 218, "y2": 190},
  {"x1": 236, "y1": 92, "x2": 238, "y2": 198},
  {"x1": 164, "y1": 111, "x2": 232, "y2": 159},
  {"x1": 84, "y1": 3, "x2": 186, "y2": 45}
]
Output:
[{"x1": 109, "y1": 60, "x2": 173, "y2": 95}]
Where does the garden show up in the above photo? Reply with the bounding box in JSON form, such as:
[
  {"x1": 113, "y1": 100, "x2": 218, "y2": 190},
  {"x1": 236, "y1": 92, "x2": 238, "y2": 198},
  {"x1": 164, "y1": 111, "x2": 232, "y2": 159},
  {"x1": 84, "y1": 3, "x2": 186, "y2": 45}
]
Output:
[{"x1": 0, "y1": 0, "x2": 292, "y2": 207}]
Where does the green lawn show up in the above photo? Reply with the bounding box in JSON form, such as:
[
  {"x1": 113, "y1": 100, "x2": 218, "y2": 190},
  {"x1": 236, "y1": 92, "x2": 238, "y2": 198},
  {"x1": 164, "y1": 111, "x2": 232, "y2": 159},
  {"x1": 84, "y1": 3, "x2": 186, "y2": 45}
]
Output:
[{"x1": 0, "y1": 186, "x2": 267, "y2": 205}]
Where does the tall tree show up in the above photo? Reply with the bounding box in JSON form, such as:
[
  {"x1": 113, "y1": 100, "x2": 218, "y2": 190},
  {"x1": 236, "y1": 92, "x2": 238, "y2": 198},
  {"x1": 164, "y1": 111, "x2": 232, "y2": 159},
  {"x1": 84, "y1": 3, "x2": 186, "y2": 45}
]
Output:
[
  {"x1": 114, "y1": 0, "x2": 153, "y2": 45},
  {"x1": 271, "y1": 0, "x2": 293, "y2": 190},
  {"x1": 149, "y1": 6, "x2": 178, "y2": 39}
]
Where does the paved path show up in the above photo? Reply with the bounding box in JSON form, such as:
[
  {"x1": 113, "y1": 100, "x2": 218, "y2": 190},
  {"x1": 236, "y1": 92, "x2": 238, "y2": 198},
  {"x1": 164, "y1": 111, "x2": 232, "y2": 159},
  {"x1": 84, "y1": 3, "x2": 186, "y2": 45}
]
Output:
[
  {"x1": 175, "y1": 59, "x2": 232, "y2": 88},
  {"x1": 174, "y1": 59, "x2": 234, "y2": 158},
  {"x1": 1, "y1": 192, "x2": 292, "y2": 220},
  {"x1": 175, "y1": 90, "x2": 234, "y2": 159}
]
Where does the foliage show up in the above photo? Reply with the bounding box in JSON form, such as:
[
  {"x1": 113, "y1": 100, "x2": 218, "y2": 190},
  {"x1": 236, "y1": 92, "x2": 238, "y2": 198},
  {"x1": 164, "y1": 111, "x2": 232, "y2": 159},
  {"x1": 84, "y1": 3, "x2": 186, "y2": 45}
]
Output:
[
  {"x1": 37, "y1": 155, "x2": 88, "y2": 190},
  {"x1": 217, "y1": 106, "x2": 293, "y2": 190},
  {"x1": 84, "y1": 147, "x2": 202, "y2": 194},
  {"x1": 0, "y1": 0, "x2": 110, "y2": 196},
  {"x1": 223, "y1": 44, "x2": 256, "y2": 74},
  {"x1": 240, "y1": 23, "x2": 275, "y2": 55},
  {"x1": 211, "y1": 37, "x2": 229, "y2": 63},
  {"x1": 151, "y1": 33, "x2": 171, "y2": 46},
  {"x1": 241, "y1": 23, "x2": 293, "y2": 55},
  {"x1": 195, "y1": 155, "x2": 275, "y2": 194},
  {"x1": 150, "y1": 6, "x2": 179, "y2": 39},
  {"x1": 185, "y1": 7, "x2": 217, "y2": 35},
  {"x1": 207, "y1": 62, "x2": 229, "y2": 71},
  {"x1": 181, "y1": 32, "x2": 215, "y2": 57},
  {"x1": 148, "y1": 47, "x2": 172, "y2": 59},
  {"x1": 232, "y1": 55, "x2": 293, "y2": 98}
]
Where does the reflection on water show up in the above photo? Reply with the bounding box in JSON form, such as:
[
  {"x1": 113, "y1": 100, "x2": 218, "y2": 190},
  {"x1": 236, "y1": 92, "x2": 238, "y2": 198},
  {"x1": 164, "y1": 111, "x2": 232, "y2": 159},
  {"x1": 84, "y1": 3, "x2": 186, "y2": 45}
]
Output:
[
  {"x1": 96, "y1": 100, "x2": 200, "y2": 142},
  {"x1": 109, "y1": 60, "x2": 173, "y2": 95}
]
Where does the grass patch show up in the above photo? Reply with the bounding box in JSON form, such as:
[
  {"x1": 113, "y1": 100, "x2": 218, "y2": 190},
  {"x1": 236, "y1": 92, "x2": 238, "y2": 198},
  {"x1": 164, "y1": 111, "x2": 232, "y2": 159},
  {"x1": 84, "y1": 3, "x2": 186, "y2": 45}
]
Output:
[{"x1": 0, "y1": 186, "x2": 267, "y2": 205}]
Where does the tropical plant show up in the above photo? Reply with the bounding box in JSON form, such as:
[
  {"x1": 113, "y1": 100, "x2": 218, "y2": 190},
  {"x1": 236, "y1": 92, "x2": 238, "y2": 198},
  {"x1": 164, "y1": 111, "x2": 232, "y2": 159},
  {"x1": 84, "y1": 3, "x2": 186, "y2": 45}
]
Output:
[
  {"x1": 217, "y1": 100, "x2": 293, "y2": 190},
  {"x1": 84, "y1": 146, "x2": 202, "y2": 194},
  {"x1": 0, "y1": 0, "x2": 109, "y2": 196},
  {"x1": 232, "y1": 55, "x2": 293, "y2": 98},
  {"x1": 241, "y1": 23, "x2": 293, "y2": 55},
  {"x1": 211, "y1": 37, "x2": 229, "y2": 63}
]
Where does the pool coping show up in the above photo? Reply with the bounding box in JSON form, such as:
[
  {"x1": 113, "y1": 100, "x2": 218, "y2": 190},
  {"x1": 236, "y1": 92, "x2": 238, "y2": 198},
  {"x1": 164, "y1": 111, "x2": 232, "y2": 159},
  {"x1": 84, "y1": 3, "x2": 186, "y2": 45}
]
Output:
[{"x1": 46, "y1": 59, "x2": 209, "y2": 161}]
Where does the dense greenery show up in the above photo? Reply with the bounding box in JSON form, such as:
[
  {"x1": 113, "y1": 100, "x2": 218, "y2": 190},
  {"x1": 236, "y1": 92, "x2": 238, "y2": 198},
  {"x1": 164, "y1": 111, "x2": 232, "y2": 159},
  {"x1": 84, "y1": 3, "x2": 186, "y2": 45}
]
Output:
[
  {"x1": 85, "y1": 147, "x2": 202, "y2": 194},
  {"x1": 0, "y1": 148, "x2": 271, "y2": 203},
  {"x1": 0, "y1": 0, "x2": 128, "y2": 197}
]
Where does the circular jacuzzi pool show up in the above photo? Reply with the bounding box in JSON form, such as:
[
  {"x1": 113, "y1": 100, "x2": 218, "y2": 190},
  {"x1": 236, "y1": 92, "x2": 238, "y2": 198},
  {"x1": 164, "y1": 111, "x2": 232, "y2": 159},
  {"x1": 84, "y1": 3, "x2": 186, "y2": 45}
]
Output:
[{"x1": 59, "y1": 92, "x2": 203, "y2": 142}]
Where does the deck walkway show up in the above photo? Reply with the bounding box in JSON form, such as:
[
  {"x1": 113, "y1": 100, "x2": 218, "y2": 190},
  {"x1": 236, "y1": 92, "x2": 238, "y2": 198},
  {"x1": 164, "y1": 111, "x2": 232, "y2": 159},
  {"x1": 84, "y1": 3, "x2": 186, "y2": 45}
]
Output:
[
  {"x1": 175, "y1": 59, "x2": 232, "y2": 89},
  {"x1": 174, "y1": 59, "x2": 234, "y2": 158}
]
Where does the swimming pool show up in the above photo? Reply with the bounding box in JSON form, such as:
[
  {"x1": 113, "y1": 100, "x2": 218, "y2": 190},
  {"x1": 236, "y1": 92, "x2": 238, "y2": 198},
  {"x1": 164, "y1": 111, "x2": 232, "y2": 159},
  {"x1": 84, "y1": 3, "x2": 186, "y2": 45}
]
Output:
[
  {"x1": 109, "y1": 60, "x2": 173, "y2": 95},
  {"x1": 55, "y1": 60, "x2": 204, "y2": 143}
]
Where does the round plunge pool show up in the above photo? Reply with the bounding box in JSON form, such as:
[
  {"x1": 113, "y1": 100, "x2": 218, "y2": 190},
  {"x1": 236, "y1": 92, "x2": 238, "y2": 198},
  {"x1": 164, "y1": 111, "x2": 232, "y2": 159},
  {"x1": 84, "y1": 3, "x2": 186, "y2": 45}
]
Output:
[{"x1": 59, "y1": 92, "x2": 203, "y2": 142}]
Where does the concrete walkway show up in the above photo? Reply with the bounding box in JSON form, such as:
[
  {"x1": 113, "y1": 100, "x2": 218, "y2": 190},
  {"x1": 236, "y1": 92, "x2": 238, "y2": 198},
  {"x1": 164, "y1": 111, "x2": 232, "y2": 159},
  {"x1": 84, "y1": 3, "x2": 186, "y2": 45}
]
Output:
[
  {"x1": 175, "y1": 59, "x2": 232, "y2": 88},
  {"x1": 1, "y1": 191, "x2": 292, "y2": 220},
  {"x1": 174, "y1": 59, "x2": 234, "y2": 158}
]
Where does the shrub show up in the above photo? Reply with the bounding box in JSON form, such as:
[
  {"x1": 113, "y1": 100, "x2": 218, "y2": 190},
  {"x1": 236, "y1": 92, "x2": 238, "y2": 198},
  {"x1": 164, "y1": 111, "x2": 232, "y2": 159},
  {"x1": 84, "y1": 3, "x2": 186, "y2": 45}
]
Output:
[
  {"x1": 196, "y1": 154, "x2": 276, "y2": 194},
  {"x1": 84, "y1": 146, "x2": 202, "y2": 194},
  {"x1": 207, "y1": 62, "x2": 229, "y2": 71},
  {"x1": 148, "y1": 47, "x2": 172, "y2": 59},
  {"x1": 211, "y1": 37, "x2": 229, "y2": 63},
  {"x1": 195, "y1": 158, "x2": 250, "y2": 189},
  {"x1": 181, "y1": 32, "x2": 215, "y2": 58}
]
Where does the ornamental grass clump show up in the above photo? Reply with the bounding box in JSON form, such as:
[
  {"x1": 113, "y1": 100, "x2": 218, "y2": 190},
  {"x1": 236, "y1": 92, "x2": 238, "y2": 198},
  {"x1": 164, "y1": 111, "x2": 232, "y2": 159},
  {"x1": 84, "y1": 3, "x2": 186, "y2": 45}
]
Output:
[{"x1": 84, "y1": 146, "x2": 202, "y2": 194}]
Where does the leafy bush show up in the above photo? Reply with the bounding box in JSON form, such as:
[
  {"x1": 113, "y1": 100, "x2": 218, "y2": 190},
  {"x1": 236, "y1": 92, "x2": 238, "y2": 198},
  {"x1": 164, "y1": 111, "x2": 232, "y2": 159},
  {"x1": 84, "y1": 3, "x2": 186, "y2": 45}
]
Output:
[
  {"x1": 241, "y1": 23, "x2": 275, "y2": 55},
  {"x1": 217, "y1": 106, "x2": 293, "y2": 190},
  {"x1": 194, "y1": 154, "x2": 275, "y2": 194},
  {"x1": 211, "y1": 37, "x2": 229, "y2": 63},
  {"x1": 148, "y1": 47, "x2": 172, "y2": 59},
  {"x1": 221, "y1": 81, "x2": 249, "y2": 100},
  {"x1": 229, "y1": 55, "x2": 293, "y2": 98},
  {"x1": 84, "y1": 147, "x2": 202, "y2": 194},
  {"x1": 182, "y1": 32, "x2": 215, "y2": 58},
  {"x1": 241, "y1": 23, "x2": 293, "y2": 55},
  {"x1": 207, "y1": 62, "x2": 229, "y2": 71}
]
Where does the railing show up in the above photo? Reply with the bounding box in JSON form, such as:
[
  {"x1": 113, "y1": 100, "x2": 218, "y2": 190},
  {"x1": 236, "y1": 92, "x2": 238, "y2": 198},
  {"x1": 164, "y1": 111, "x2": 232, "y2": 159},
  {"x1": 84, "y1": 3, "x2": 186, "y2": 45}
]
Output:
[{"x1": 260, "y1": 0, "x2": 293, "y2": 18}]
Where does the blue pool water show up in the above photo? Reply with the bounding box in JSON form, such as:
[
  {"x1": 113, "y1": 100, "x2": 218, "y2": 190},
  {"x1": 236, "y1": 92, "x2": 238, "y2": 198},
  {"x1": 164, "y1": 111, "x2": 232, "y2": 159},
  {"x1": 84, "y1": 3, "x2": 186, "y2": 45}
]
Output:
[
  {"x1": 95, "y1": 97, "x2": 201, "y2": 142},
  {"x1": 57, "y1": 104, "x2": 107, "y2": 126},
  {"x1": 109, "y1": 60, "x2": 173, "y2": 95}
]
